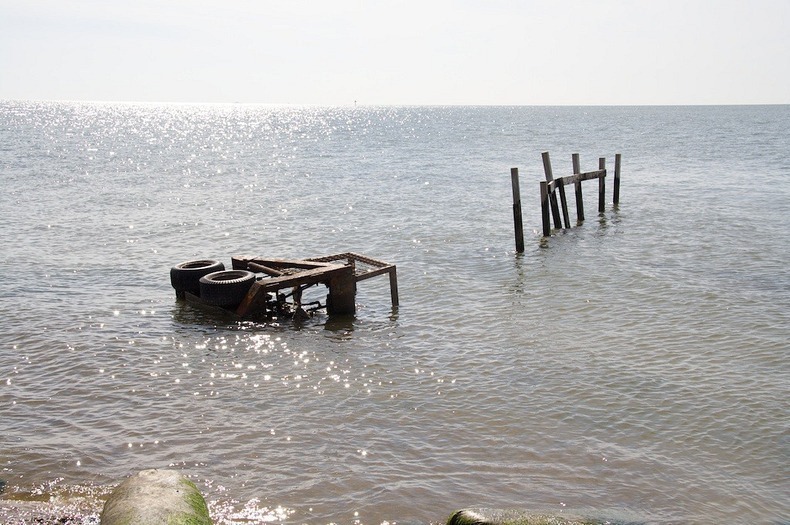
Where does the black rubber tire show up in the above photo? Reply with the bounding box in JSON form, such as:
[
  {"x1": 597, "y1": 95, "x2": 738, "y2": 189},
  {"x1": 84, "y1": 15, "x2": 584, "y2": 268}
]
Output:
[
  {"x1": 198, "y1": 270, "x2": 256, "y2": 308},
  {"x1": 170, "y1": 259, "x2": 225, "y2": 297}
]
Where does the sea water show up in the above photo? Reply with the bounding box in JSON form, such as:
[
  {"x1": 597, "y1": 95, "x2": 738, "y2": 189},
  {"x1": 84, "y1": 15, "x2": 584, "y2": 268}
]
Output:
[{"x1": 0, "y1": 102, "x2": 788, "y2": 524}]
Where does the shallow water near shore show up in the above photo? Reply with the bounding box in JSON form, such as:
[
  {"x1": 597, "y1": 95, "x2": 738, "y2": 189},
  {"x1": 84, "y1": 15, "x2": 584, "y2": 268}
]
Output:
[{"x1": 1, "y1": 102, "x2": 788, "y2": 524}]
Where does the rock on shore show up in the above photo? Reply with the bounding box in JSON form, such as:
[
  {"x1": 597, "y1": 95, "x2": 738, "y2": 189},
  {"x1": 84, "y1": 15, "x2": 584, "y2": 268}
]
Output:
[
  {"x1": 100, "y1": 469, "x2": 211, "y2": 525},
  {"x1": 447, "y1": 508, "x2": 615, "y2": 525}
]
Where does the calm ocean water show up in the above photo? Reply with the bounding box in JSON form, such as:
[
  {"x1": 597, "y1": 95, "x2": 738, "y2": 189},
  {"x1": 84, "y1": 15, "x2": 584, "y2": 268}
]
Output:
[{"x1": 0, "y1": 102, "x2": 788, "y2": 524}]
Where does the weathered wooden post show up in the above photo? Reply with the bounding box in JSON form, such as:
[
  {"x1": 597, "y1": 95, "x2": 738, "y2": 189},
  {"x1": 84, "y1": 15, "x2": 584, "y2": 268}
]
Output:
[
  {"x1": 540, "y1": 180, "x2": 551, "y2": 237},
  {"x1": 510, "y1": 167, "x2": 525, "y2": 253},
  {"x1": 541, "y1": 152, "x2": 568, "y2": 229},
  {"x1": 613, "y1": 153, "x2": 621, "y2": 205},
  {"x1": 598, "y1": 157, "x2": 606, "y2": 213},
  {"x1": 572, "y1": 153, "x2": 584, "y2": 222}
]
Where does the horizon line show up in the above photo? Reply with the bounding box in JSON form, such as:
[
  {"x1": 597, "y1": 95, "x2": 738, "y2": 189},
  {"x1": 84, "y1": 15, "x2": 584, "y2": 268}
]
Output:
[{"x1": 2, "y1": 97, "x2": 789, "y2": 108}]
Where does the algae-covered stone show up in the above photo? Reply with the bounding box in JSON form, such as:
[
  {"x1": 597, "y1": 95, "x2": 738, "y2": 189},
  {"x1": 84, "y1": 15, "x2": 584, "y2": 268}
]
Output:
[
  {"x1": 101, "y1": 469, "x2": 211, "y2": 525},
  {"x1": 447, "y1": 508, "x2": 613, "y2": 525}
]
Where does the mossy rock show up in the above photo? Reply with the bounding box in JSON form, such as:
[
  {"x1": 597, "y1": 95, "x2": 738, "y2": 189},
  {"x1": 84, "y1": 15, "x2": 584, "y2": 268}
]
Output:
[
  {"x1": 447, "y1": 508, "x2": 617, "y2": 525},
  {"x1": 101, "y1": 469, "x2": 211, "y2": 525}
]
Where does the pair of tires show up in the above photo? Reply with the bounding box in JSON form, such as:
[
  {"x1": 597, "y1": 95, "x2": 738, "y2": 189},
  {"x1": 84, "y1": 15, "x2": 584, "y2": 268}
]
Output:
[{"x1": 170, "y1": 259, "x2": 256, "y2": 308}]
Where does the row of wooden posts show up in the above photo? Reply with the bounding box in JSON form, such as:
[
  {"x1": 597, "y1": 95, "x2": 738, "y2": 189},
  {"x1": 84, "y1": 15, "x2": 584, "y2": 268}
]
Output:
[{"x1": 510, "y1": 152, "x2": 622, "y2": 252}]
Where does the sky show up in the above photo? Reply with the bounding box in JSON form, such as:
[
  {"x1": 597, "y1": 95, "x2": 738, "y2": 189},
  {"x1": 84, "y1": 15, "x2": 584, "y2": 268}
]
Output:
[{"x1": 1, "y1": 0, "x2": 788, "y2": 105}]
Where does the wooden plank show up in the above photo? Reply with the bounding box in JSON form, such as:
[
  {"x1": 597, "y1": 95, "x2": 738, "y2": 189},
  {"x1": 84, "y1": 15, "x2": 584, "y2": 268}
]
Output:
[
  {"x1": 574, "y1": 169, "x2": 606, "y2": 182},
  {"x1": 572, "y1": 153, "x2": 584, "y2": 222},
  {"x1": 510, "y1": 167, "x2": 525, "y2": 253},
  {"x1": 554, "y1": 169, "x2": 605, "y2": 186}
]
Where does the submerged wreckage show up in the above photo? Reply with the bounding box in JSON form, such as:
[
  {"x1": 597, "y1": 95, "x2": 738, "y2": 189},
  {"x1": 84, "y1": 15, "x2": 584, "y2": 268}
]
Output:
[{"x1": 170, "y1": 253, "x2": 398, "y2": 318}]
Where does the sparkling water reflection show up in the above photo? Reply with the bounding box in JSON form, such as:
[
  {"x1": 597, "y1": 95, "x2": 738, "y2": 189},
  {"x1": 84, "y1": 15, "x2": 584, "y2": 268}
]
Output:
[{"x1": 1, "y1": 102, "x2": 788, "y2": 524}]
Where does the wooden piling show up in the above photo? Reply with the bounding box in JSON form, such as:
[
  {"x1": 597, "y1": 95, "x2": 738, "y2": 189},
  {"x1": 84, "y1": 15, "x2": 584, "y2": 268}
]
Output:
[
  {"x1": 510, "y1": 167, "x2": 525, "y2": 253},
  {"x1": 558, "y1": 177, "x2": 570, "y2": 228},
  {"x1": 530, "y1": 151, "x2": 620, "y2": 240},
  {"x1": 598, "y1": 157, "x2": 606, "y2": 213},
  {"x1": 541, "y1": 152, "x2": 566, "y2": 229},
  {"x1": 540, "y1": 180, "x2": 551, "y2": 237},
  {"x1": 613, "y1": 153, "x2": 621, "y2": 205},
  {"x1": 572, "y1": 153, "x2": 584, "y2": 222}
]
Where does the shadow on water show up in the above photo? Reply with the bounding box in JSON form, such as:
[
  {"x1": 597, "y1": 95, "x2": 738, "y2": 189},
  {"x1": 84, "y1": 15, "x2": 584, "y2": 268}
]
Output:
[
  {"x1": 597, "y1": 211, "x2": 609, "y2": 231},
  {"x1": 535, "y1": 205, "x2": 619, "y2": 250},
  {"x1": 169, "y1": 296, "x2": 399, "y2": 336},
  {"x1": 508, "y1": 251, "x2": 530, "y2": 295},
  {"x1": 169, "y1": 299, "x2": 243, "y2": 329},
  {"x1": 320, "y1": 314, "x2": 356, "y2": 333}
]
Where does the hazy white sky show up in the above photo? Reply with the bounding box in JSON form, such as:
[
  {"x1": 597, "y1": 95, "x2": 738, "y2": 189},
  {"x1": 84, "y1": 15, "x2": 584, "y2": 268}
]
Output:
[{"x1": 1, "y1": 0, "x2": 788, "y2": 105}]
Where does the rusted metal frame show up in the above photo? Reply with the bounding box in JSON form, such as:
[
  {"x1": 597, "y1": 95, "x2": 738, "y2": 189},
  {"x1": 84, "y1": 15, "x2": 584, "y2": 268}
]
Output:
[
  {"x1": 308, "y1": 252, "x2": 399, "y2": 308},
  {"x1": 236, "y1": 253, "x2": 397, "y2": 315},
  {"x1": 249, "y1": 265, "x2": 346, "y2": 291},
  {"x1": 247, "y1": 261, "x2": 284, "y2": 277},
  {"x1": 355, "y1": 263, "x2": 399, "y2": 307},
  {"x1": 232, "y1": 256, "x2": 335, "y2": 271},
  {"x1": 346, "y1": 252, "x2": 391, "y2": 267},
  {"x1": 354, "y1": 265, "x2": 396, "y2": 281},
  {"x1": 314, "y1": 253, "x2": 396, "y2": 278},
  {"x1": 308, "y1": 252, "x2": 387, "y2": 268},
  {"x1": 306, "y1": 253, "x2": 352, "y2": 263},
  {"x1": 235, "y1": 265, "x2": 347, "y2": 317}
]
